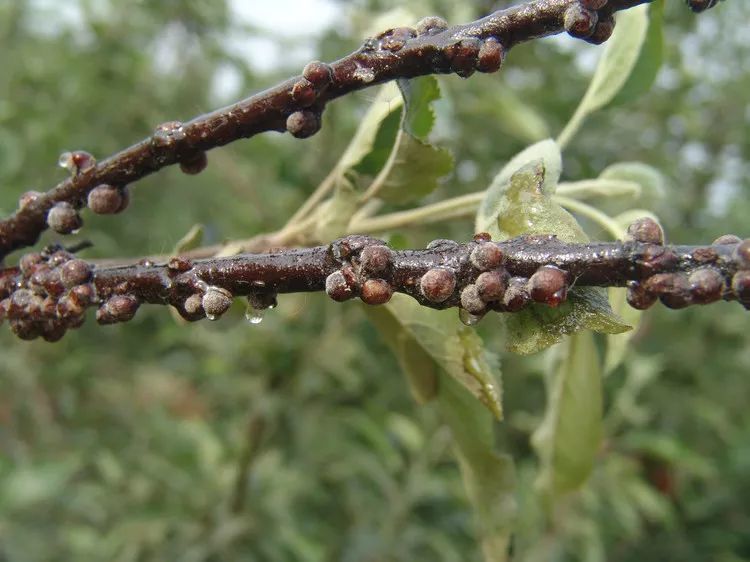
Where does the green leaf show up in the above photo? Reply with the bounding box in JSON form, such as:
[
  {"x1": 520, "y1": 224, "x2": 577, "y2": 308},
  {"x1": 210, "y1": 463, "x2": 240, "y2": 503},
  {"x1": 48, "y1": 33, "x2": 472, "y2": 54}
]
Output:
[
  {"x1": 478, "y1": 161, "x2": 629, "y2": 354},
  {"x1": 371, "y1": 132, "x2": 454, "y2": 204},
  {"x1": 338, "y1": 82, "x2": 403, "y2": 173},
  {"x1": 397, "y1": 76, "x2": 441, "y2": 140},
  {"x1": 599, "y1": 162, "x2": 666, "y2": 209},
  {"x1": 172, "y1": 224, "x2": 204, "y2": 254},
  {"x1": 365, "y1": 76, "x2": 454, "y2": 205},
  {"x1": 476, "y1": 139, "x2": 563, "y2": 234},
  {"x1": 365, "y1": 293, "x2": 503, "y2": 419},
  {"x1": 506, "y1": 288, "x2": 630, "y2": 356},
  {"x1": 611, "y1": 0, "x2": 665, "y2": 107},
  {"x1": 487, "y1": 88, "x2": 550, "y2": 144},
  {"x1": 557, "y1": 6, "x2": 650, "y2": 147},
  {"x1": 532, "y1": 331, "x2": 603, "y2": 497},
  {"x1": 578, "y1": 6, "x2": 649, "y2": 114},
  {"x1": 438, "y1": 374, "x2": 516, "y2": 562},
  {"x1": 314, "y1": 177, "x2": 359, "y2": 241}
]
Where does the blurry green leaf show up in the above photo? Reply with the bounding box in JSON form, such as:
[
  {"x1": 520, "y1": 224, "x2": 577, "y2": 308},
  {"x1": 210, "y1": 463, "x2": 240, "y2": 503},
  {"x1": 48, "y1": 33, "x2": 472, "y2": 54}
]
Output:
[
  {"x1": 604, "y1": 287, "x2": 643, "y2": 374},
  {"x1": 557, "y1": 6, "x2": 649, "y2": 147},
  {"x1": 476, "y1": 139, "x2": 563, "y2": 234},
  {"x1": 611, "y1": 1, "x2": 665, "y2": 107},
  {"x1": 478, "y1": 162, "x2": 629, "y2": 353},
  {"x1": 532, "y1": 331, "x2": 603, "y2": 497},
  {"x1": 396, "y1": 330, "x2": 439, "y2": 404},
  {"x1": 1, "y1": 461, "x2": 80, "y2": 510},
  {"x1": 555, "y1": 179, "x2": 642, "y2": 200},
  {"x1": 490, "y1": 88, "x2": 550, "y2": 144},
  {"x1": 172, "y1": 224, "x2": 204, "y2": 254},
  {"x1": 314, "y1": 177, "x2": 359, "y2": 240},
  {"x1": 600, "y1": 162, "x2": 666, "y2": 208},
  {"x1": 365, "y1": 293, "x2": 502, "y2": 419},
  {"x1": 438, "y1": 374, "x2": 516, "y2": 562}
]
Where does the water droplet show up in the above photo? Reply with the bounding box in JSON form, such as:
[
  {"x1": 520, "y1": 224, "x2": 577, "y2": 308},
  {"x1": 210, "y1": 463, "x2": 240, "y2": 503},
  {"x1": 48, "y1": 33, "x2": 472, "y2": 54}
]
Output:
[
  {"x1": 245, "y1": 305, "x2": 264, "y2": 325},
  {"x1": 353, "y1": 65, "x2": 375, "y2": 83},
  {"x1": 459, "y1": 308, "x2": 483, "y2": 326},
  {"x1": 207, "y1": 313, "x2": 217, "y2": 321}
]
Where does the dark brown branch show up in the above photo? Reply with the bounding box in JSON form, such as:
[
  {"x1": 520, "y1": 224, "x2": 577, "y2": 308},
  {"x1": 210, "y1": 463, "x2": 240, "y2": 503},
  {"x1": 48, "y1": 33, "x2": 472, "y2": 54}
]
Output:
[
  {"x1": 2, "y1": 226, "x2": 748, "y2": 342},
  {"x1": 0, "y1": 0, "x2": 662, "y2": 259}
]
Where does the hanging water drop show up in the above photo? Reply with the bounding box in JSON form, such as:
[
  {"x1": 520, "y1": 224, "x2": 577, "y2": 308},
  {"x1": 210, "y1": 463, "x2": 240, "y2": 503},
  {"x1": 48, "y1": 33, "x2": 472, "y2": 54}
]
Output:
[
  {"x1": 245, "y1": 304, "x2": 264, "y2": 325},
  {"x1": 459, "y1": 308, "x2": 483, "y2": 327},
  {"x1": 206, "y1": 313, "x2": 217, "y2": 321}
]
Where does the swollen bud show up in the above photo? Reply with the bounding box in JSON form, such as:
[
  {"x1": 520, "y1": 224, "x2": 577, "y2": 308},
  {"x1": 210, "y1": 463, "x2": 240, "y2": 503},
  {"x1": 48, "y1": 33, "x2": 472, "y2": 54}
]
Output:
[
  {"x1": 528, "y1": 266, "x2": 568, "y2": 307},
  {"x1": 564, "y1": 4, "x2": 598, "y2": 39},
  {"x1": 420, "y1": 268, "x2": 456, "y2": 303},
  {"x1": 87, "y1": 184, "x2": 124, "y2": 215},
  {"x1": 202, "y1": 287, "x2": 233, "y2": 320},
  {"x1": 286, "y1": 110, "x2": 321, "y2": 139},
  {"x1": 47, "y1": 202, "x2": 82, "y2": 234},
  {"x1": 360, "y1": 279, "x2": 393, "y2": 305},
  {"x1": 626, "y1": 217, "x2": 665, "y2": 245},
  {"x1": 97, "y1": 295, "x2": 139, "y2": 324}
]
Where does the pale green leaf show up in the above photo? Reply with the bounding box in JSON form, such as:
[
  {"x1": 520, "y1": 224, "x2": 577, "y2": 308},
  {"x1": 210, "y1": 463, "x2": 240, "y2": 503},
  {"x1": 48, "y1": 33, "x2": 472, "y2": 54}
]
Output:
[
  {"x1": 314, "y1": 177, "x2": 359, "y2": 241},
  {"x1": 557, "y1": 6, "x2": 650, "y2": 148},
  {"x1": 599, "y1": 162, "x2": 666, "y2": 208},
  {"x1": 532, "y1": 331, "x2": 603, "y2": 497},
  {"x1": 397, "y1": 76, "x2": 441, "y2": 140},
  {"x1": 438, "y1": 374, "x2": 516, "y2": 562},
  {"x1": 611, "y1": 0, "x2": 665, "y2": 107},
  {"x1": 364, "y1": 293, "x2": 503, "y2": 419},
  {"x1": 478, "y1": 163, "x2": 629, "y2": 354},
  {"x1": 489, "y1": 88, "x2": 550, "y2": 144},
  {"x1": 578, "y1": 6, "x2": 649, "y2": 114},
  {"x1": 172, "y1": 224, "x2": 204, "y2": 254},
  {"x1": 476, "y1": 139, "x2": 563, "y2": 234}
]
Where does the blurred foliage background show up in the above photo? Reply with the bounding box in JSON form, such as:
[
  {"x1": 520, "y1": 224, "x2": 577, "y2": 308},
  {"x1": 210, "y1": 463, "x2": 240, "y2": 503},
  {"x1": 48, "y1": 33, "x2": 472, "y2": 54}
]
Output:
[{"x1": 0, "y1": 1, "x2": 748, "y2": 560}]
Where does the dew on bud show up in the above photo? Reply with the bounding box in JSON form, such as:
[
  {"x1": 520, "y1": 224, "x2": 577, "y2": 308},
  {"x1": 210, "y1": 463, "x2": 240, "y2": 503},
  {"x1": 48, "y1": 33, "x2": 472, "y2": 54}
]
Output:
[
  {"x1": 97, "y1": 294, "x2": 139, "y2": 324},
  {"x1": 446, "y1": 38, "x2": 481, "y2": 78},
  {"x1": 286, "y1": 110, "x2": 321, "y2": 139},
  {"x1": 528, "y1": 265, "x2": 568, "y2": 307},
  {"x1": 426, "y1": 238, "x2": 459, "y2": 250},
  {"x1": 291, "y1": 78, "x2": 317, "y2": 106},
  {"x1": 380, "y1": 27, "x2": 415, "y2": 52},
  {"x1": 732, "y1": 239, "x2": 750, "y2": 269},
  {"x1": 360, "y1": 279, "x2": 393, "y2": 305},
  {"x1": 47, "y1": 202, "x2": 82, "y2": 235},
  {"x1": 626, "y1": 217, "x2": 665, "y2": 245},
  {"x1": 415, "y1": 16, "x2": 448, "y2": 36},
  {"x1": 564, "y1": 3, "x2": 598, "y2": 39},
  {"x1": 184, "y1": 293, "x2": 204, "y2": 316},
  {"x1": 179, "y1": 152, "x2": 208, "y2": 175},
  {"x1": 626, "y1": 281, "x2": 658, "y2": 310},
  {"x1": 503, "y1": 277, "x2": 530, "y2": 312},
  {"x1": 473, "y1": 232, "x2": 492, "y2": 243},
  {"x1": 460, "y1": 284, "x2": 486, "y2": 315},
  {"x1": 58, "y1": 150, "x2": 96, "y2": 175},
  {"x1": 688, "y1": 268, "x2": 725, "y2": 304},
  {"x1": 470, "y1": 242, "x2": 503, "y2": 271},
  {"x1": 420, "y1": 268, "x2": 456, "y2": 303},
  {"x1": 202, "y1": 286, "x2": 233, "y2": 321},
  {"x1": 302, "y1": 61, "x2": 333, "y2": 88},
  {"x1": 477, "y1": 37, "x2": 504, "y2": 73},
  {"x1": 245, "y1": 305, "x2": 265, "y2": 325},
  {"x1": 713, "y1": 234, "x2": 742, "y2": 245},
  {"x1": 352, "y1": 65, "x2": 375, "y2": 83},
  {"x1": 326, "y1": 269, "x2": 356, "y2": 302},
  {"x1": 60, "y1": 258, "x2": 92, "y2": 288},
  {"x1": 359, "y1": 245, "x2": 392, "y2": 278},
  {"x1": 476, "y1": 270, "x2": 507, "y2": 302},
  {"x1": 18, "y1": 190, "x2": 43, "y2": 210},
  {"x1": 152, "y1": 121, "x2": 186, "y2": 147},
  {"x1": 585, "y1": 16, "x2": 615, "y2": 45}
]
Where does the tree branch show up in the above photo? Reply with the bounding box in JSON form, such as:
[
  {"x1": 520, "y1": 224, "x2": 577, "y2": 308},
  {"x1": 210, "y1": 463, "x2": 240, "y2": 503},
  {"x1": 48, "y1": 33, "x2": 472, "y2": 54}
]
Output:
[
  {"x1": 2, "y1": 223, "x2": 748, "y2": 342},
  {"x1": 0, "y1": 0, "x2": 671, "y2": 259}
]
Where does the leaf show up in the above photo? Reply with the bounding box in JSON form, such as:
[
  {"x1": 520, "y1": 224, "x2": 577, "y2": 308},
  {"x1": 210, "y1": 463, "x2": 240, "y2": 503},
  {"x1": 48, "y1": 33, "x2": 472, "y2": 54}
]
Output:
[
  {"x1": 557, "y1": 6, "x2": 650, "y2": 147},
  {"x1": 507, "y1": 288, "x2": 629, "y2": 356},
  {"x1": 365, "y1": 76, "x2": 454, "y2": 205},
  {"x1": 477, "y1": 161, "x2": 629, "y2": 354},
  {"x1": 314, "y1": 177, "x2": 359, "y2": 241},
  {"x1": 599, "y1": 162, "x2": 666, "y2": 208},
  {"x1": 611, "y1": 0, "x2": 665, "y2": 107},
  {"x1": 532, "y1": 331, "x2": 603, "y2": 497},
  {"x1": 172, "y1": 224, "x2": 204, "y2": 254},
  {"x1": 438, "y1": 373, "x2": 516, "y2": 562},
  {"x1": 371, "y1": 132, "x2": 454, "y2": 205},
  {"x1": 338, "y1": 82, "x2": 403, "y2": 173},
  {"x1": 364, "y1": 293, "x2": 502, "y2": 419},
  {"x1": 476, "y1": 139, "x2": 563, "y2": 234},
  {"x1": 577, "y1": 6, "x2": 649, "y2": 114},
  {"x1": 490, "y1": 88, "x2": 550, "y2": 144}
]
